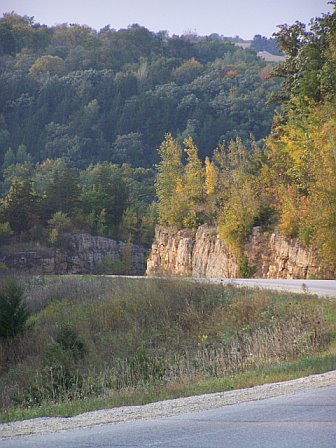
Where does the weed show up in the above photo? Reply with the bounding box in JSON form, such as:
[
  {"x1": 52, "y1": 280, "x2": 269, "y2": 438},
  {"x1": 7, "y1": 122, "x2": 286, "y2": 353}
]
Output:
[{"x1": 0, "y1": 275, "x2": 335, "y2": 420}]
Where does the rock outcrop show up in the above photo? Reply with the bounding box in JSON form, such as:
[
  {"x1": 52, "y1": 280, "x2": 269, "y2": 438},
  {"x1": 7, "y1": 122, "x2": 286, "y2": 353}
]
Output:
[
  {"x1": 1, "y1": 234, "x2": 147, "y2": 275},
  {"x1": 146, "y1": 225, "x2": 331, "y2": 279}
]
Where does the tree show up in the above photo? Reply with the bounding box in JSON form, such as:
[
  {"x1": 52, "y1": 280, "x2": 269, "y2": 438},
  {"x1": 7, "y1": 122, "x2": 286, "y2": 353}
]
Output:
[
  {"x1": 32, "y1": 158, "x2": 68, "y2": 194},
  {"x1": 48, "y1": 211, "x2": 73, "y2": 244},
  {"x1": 216, "y1": 139, "x2": 261, "y2": 254},
  {"x1": 263, "y1": 5, "x2": 336, "y2": 272},
  {"x1": 272, "y1": 7, "x2": 336, "y2": 103},
  {"x1": 29, "y1": 55, "x2": 65, "y2": 81},
  {"x1": 182, "y1": 137, "x2": 205, "y2": 227},
  {"x1": 0, "y1": 13, "x2": 34, "y2": 56},
  {"x1": 41, "y1": 166, "x2": 81, "y2": 220},
  {"x1": 2, "y1": 148, "x2": 15, "y2": 170},
  {"x1": 172, "y1": 57, "x2": 204, "y2": 84},
  {"x1": 112, "y1": 132, "x2": 145, "y2": 165},
  {"x1": 251, "y1": 35, "x2": 282, "y2": 55},
  {"x1": 156, "y1": 134, "x2": 183, "y2": 226},
  {"x1": 80, "y1": 163, "x2": 129, "y2": 236},
  {"x1": 44, "y1": 123, "x2": 81, "y2": 162},
  {"x1": 264, "y1": 100, "x2": 336, "y2": 271},
  {"x1": 204, "y1": 156, "x2": 218, "y2": 221},
  {"x1": 1, "y1": 177, "x2": 38, "y2": 234}
]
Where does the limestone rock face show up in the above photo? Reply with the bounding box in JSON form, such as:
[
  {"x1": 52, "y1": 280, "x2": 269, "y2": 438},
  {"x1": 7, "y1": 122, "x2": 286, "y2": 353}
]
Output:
[
  {"x1": 146, "y1": 225, "x2": 330, "y2": 279},
  {"x1": 2, "y1": 234, "x2": 147, "y2": 275},
  {"x1": 263, "y1": 231, "x2": 320, "y2": 279},
  {"x1": 146, "y1": 227, "x2": 195, "y2": 276}
]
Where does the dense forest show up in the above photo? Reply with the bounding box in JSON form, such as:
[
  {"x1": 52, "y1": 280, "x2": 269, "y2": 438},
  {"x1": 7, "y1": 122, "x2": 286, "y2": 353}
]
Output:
[
  {"x1": 156, "y1": 6, "x2": 336, "y2": 273},
  {"x1": 0, "y1": 13, "x2": 279, "y2": 169},
  {"x1": 0, "y1": 12, "x2": 279, "y2": 247}
]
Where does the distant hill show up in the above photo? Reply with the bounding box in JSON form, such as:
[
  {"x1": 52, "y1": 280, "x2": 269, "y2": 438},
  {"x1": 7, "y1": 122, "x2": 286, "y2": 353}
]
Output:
[{"x1": 0, "y1": 13, "x2": 280, "y2": 171}]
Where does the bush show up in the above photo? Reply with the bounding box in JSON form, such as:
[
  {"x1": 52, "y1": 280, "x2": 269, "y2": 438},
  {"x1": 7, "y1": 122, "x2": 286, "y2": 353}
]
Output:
[
  {"x1": 0, "y1": 278, "x2": 29, "y2": 338},
  {"x1": 95, "y1": 244, "x2": 135, "y2": 275},
  {"x1": 239, "y1": 255, "x2": 257, "y2": 278},
  {"x1": 95, "y1": 255, "x2": 126, "y2": 275}
]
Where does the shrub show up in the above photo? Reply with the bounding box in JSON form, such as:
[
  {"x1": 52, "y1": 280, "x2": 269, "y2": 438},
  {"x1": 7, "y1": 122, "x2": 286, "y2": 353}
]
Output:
[
  {"x1": 23, "y1": 326, "x2": 88, "y2": 405},
  {"x1": 95, "y1": 255, "x2": 126, "y2": 275},
  {"x1": 0, "y1": 278, "x2": 29, "y2": 338},
  {"x1": 239, "y1": 255, "x2": 257, "y2": 278}
]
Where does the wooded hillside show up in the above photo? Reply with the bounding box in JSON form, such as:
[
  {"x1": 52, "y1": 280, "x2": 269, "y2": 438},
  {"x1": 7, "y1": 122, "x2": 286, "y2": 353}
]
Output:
[
  {"x1": 0, "y1": 13, "x2": 278, "y2": 169},
  {"x1": 0, "y1": 6, "x2": 335, "y2": 275}
]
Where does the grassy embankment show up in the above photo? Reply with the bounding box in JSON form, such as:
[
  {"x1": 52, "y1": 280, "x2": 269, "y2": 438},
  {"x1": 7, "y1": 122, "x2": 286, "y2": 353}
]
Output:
[{"x1": 0, "y1": 275, "x2": 335, "y2": 423}]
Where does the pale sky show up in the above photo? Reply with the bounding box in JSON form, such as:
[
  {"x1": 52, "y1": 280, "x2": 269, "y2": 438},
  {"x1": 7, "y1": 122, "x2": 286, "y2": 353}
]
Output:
[{"x1": 0, "y1": 0, "x2": 333, "y2": 39}]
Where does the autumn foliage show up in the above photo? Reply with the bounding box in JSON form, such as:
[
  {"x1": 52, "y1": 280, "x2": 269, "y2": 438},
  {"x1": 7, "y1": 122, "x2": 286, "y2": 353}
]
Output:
[{"x1": 156, "y1": 6, "x2": 336, "y2": 272}]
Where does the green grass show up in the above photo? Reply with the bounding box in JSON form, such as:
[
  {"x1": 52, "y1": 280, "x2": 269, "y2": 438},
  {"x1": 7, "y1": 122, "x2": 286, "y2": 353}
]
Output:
[
  {"x1": 1, "y1": 350, "x2": 335, "y2": 423},
  {"x1": 0, "y1": 275, "x2": 335, "y2": 423}
]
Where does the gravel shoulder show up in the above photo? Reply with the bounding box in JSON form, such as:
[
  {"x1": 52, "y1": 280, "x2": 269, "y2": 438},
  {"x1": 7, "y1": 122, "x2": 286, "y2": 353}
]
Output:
[{"x1": 1, "y1": 370, "x2": 336, "y2": 440}]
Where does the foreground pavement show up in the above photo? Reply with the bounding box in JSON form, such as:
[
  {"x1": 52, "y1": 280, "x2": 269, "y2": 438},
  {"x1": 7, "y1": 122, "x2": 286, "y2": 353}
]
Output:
[{"x1": 2, "y1": 385, "x2": 336, "y2": 448}]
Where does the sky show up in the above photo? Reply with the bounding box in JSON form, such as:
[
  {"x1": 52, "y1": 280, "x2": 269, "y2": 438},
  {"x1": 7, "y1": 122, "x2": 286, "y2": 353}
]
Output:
[{"x1": 0, "y1": 0, "x2": 333, "y2": 39}]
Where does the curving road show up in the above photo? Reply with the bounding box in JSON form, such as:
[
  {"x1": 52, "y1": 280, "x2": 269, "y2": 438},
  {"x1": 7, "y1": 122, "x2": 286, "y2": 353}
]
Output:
[
  {"x1": 2, "y1": 386, "x2": 336, "y2": 447},
  {"x1": 197, "y1": 278, "x2": 336, "y2": 297}
]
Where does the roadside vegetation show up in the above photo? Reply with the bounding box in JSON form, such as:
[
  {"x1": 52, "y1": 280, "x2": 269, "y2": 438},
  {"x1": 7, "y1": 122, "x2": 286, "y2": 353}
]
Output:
[{"x1": 1, "y1": 275, "x2": 335, "y2": 423}]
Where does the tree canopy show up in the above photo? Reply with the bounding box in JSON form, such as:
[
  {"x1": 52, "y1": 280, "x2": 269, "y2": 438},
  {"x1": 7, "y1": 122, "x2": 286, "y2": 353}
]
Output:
[
  {"x1": 155, "y1": 5, "x2": 336, "y2": 273},
  {"x1": 0, "y1": 13, "x2": 278, "y2": 170}
]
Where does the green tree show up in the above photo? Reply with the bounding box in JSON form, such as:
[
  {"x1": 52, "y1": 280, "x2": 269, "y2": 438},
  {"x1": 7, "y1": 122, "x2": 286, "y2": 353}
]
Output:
[
  {"x1": 112, "y1": 132, "x2": 145, "y2": 165},
  {"x1": 41, "y1": 166, "x2": 81, "y2": 220},
  {"x1": 272, "y1": 7, "x2": 336, "y2": 103},
  {"x1": 262, "y1": 5, "x2": 336, "y2": 272},
  {"x1": 48, "y1": 211, "x2": 73, "y2": 244},
  {"x1": 2, "y1": 148, "x2": 15, "y2": 170},
  {"x1": 1, "y1": 177, "x2": 38, "y2": 234},
  {"x1": 0, "y1": 221, "x2": 13, "y2": 244},
  {"x1": 80, "y1": 163, "x2": 129, "y2": 236},
  {"x1": 0, "y1": 13, "x2": 34, "y2": 56}
]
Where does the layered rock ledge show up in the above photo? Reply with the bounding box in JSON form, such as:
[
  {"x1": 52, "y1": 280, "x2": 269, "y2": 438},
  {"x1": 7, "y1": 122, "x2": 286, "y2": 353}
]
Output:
[
  {"x1": 1, "y1": 234, "x2": 147, "y2": 275},
  {"x1": 146, "y1": 225, "x2": 332, "y2": 279}
]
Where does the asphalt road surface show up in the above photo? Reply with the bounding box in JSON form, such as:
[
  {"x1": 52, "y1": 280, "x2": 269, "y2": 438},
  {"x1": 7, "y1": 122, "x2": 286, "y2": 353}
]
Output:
[
  {"x1": 202, "y1": 278, "x2": 336, "y2": 297},
  {"x1": 2, "y1": 386, "x2": 336, "y2": 448}
]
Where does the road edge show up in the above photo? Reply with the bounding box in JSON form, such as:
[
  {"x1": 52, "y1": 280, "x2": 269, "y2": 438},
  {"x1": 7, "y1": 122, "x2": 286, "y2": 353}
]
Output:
[{"x1": 1, "y1": 369, "x2": 336, "y2": 440}]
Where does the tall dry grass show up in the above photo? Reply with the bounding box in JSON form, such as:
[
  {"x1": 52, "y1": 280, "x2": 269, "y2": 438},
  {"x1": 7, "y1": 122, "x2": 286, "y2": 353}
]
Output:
[{"x1": 0, "y1": 275, "x2": 333, "y2": 410}]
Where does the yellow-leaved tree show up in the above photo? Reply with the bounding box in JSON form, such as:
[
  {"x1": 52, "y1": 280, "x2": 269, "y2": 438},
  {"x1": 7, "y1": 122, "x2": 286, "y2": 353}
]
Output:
[
  {"x1": 156, "y1": 133, "x2": 184, "y2": 227},
  {"x1": 216, "y1": 138, "x2": 261, "y2": 255},
  {"x1": 182, "y1": 137, "x2": 205, "y2": 227},
  {"x1": 204, "y1": 156, "x2": 219, "y2": 221},
  {"x1": 265, "y1": 100, "x2": 336, "y2": 272}
]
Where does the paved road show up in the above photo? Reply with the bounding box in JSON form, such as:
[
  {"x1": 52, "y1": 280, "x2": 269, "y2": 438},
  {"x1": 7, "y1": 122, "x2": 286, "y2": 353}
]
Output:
[
  {"x1": 2, "y1": 386, "x2": 336, "y2": 448},
  {"x1": 202, "y1": 278, "x2": 336, "y2": 297}
]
